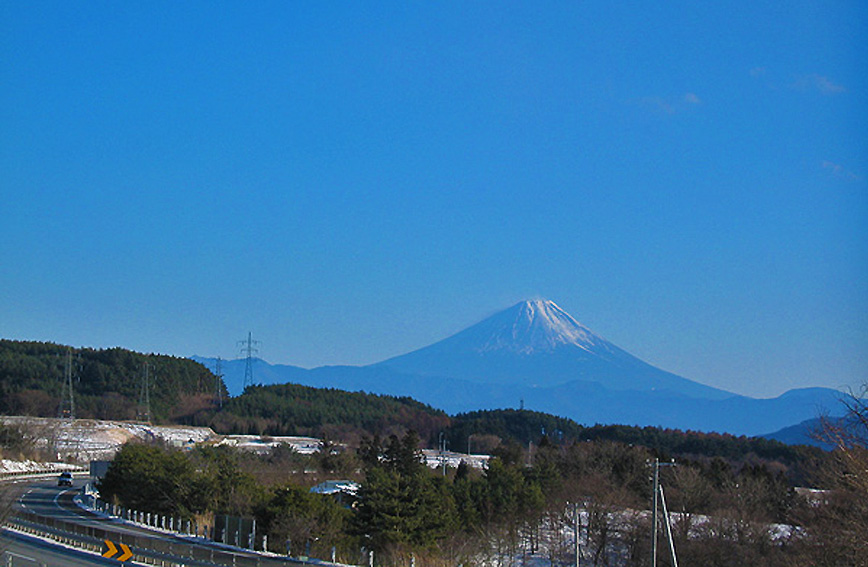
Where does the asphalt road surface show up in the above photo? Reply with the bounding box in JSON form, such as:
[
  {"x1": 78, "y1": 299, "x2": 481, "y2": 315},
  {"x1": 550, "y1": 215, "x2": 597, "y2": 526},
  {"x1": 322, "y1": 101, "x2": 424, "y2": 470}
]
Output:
[
  {"x1": 2, "y1": 476, "x2": 136, "y2": 565},
  {"x1": 3, "y1": 476, "x2": 302, "y2": 567},
  {"x1": 1, "y1": 530, "x2": 130, "y2": 567},
  {"x1": 15, "y1": 477, "x2": 151, "y2": 538}
]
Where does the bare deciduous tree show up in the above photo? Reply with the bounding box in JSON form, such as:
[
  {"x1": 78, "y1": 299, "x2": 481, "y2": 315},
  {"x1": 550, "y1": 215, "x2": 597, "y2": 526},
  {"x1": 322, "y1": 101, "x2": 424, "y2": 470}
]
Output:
[{"x1": 804, "y1": 384, "x2": 868, "y2": 566}]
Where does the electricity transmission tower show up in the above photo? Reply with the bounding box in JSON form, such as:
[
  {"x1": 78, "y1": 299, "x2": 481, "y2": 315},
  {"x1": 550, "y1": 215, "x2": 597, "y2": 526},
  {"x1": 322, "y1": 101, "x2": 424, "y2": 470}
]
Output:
[
  {"x1": 238, "y1": 332, "x2": 260, "y2": 392},
  {"x1": 137, "y1": 360, "x2": 152, "y2": 424},
  {"x1": 58, "y1": 348, "x2": 76, "y2": 420},
  {"x1": 213, "y1": 357, "x2": 224, "y2": 408}
]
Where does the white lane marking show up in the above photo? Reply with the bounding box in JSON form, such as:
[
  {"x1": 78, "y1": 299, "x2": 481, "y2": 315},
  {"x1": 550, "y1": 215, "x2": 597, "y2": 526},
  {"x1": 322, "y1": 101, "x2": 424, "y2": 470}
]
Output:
[
  {"x1": 20, "y1": 488, "x2": 35, "y2": 509},
  {"x1": 53, "y1": 488, "x2": 72, "y2": 509}
]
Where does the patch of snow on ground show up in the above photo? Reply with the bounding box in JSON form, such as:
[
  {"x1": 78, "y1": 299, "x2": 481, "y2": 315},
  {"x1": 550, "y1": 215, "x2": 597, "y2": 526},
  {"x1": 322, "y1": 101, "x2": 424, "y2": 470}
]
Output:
[
  {"x1": 0, "y1": 416, "x2": 216, "y2": 462},
  {"x1": 216, "y1": 435, "x2": 322, "y2": 455},
  {"x1": 422, "y1": 449, "x2": 490, "y2": 470},
  {"x1": 0, "y1": 459, "x2": 81, "y2": 474},
  {"x1": 1, "y1": 416, "x2": 494, "y2": 473}
]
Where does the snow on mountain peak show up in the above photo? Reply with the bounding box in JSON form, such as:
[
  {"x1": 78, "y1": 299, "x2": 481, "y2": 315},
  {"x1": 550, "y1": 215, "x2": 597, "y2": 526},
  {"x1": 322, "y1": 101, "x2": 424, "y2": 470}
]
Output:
[{"x1": 475, "y1": 299, "x2": 615, "y2": 355}]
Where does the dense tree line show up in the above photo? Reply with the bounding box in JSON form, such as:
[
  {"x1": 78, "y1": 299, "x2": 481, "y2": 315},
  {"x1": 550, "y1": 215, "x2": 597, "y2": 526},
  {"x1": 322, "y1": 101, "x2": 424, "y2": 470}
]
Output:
[
  {"x1": 5, "y1": 337, "x2": 865, "y2": 564},
  {"x1": 0, "y1": 338, "x2": 822, "y2": 482},
  {"x1": 96, "y1": 426, "x2": 849, "y2": 567},
  {"x1": 447, "y1": 409, "x2": 820, "y2": 485},
  {"x1": 0, "y1": 340, "x2": 221, "y2": 422},
  {"x1": 205, "y1": 383, "x2": 451, "y2": 442},
  {"x1": 97, "y1": 440, "x2": 355, "y2": 560},
  {"x1": 209, "y1": 390, "x2": 819, "y2": 485},
  {"x1": 449, "y1": 408, "x2": 812, "y2": 461}
]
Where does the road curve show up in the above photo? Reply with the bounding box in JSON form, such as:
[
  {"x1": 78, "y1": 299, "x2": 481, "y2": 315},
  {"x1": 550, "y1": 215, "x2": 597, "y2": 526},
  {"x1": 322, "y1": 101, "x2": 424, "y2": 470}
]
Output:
[{"x1": 4, "y1": 477, "x2": 304, "y2": 567}]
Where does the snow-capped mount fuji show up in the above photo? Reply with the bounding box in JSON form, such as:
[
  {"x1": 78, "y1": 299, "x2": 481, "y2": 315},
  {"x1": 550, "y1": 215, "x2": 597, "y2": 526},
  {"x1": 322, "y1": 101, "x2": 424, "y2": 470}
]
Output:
[
  {"x1": 374, "y1": 299, "x2": 734, "y2": 400},
  {"x1": 449, "y1": 299, "x2": 620, "y2": 356},
  {"x1": 193, "y1": 298, "x2": 845, "y2": 436}
]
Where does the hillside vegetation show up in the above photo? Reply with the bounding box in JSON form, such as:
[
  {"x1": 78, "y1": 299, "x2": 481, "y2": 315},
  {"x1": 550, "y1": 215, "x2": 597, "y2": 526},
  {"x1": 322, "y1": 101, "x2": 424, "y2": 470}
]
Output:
[
  {"x1": 205, "y1": 383, "x2": 451, "y2": 442},
  {"x1": 193, "y1": 384, "x2": 818, "y2": 481},
  {"x1": 447, "y1": 409, "x2": 815, "y2": 469},
  {"x1": 3, "y1": 338, "x2": 864, "y2": 565},
  {"x1": 1, "y1": 339, "x2": 819, "y2": 471},
  {"x1": 0, "y1": 339, "x2": 221, "y2": 422}
]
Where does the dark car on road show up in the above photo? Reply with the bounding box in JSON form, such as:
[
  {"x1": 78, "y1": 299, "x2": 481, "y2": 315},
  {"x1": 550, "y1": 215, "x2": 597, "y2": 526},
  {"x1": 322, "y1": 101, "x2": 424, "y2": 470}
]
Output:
[{"x1": 57, "y1": 471, "x2": 73, "y2": 486}]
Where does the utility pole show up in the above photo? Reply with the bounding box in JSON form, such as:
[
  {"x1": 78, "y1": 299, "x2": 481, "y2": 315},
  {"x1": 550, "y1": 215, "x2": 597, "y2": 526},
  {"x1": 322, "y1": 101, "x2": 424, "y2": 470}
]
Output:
[
  {"x1": 650, "y1": 458, "x2": 677, "y2": 567},
  {"x1": 238, "y1": 332, "x2": 260, "y2": 392}
]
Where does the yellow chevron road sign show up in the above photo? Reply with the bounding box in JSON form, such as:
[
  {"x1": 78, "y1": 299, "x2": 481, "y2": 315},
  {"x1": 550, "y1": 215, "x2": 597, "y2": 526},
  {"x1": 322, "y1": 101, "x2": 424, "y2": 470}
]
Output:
[
  {"x1": 102, "y1": 539, "x2": 117, "y2": 558},
  {"x1": 117, "y1": 543, "x2": 133, "y2": 561},
  {"x1": 103, "y1": 539, "x2": 134, "y2": 562}
]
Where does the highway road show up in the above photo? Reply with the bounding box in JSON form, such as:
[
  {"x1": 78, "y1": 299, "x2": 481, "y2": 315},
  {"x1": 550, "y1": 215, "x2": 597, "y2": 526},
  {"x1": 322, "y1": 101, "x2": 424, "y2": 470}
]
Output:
[
  {"x1": 2, "y1": 476, "x2": 146, "y2": 566},
  {"x1": 2, "y1": 476, "x2": 301, "y2": 566},
  {"x1": 16, "y1": 478, "x2": 157, "y2": 538},
  {"x1": 1, "y1": 529, "x2": 127, "y2": 567}
]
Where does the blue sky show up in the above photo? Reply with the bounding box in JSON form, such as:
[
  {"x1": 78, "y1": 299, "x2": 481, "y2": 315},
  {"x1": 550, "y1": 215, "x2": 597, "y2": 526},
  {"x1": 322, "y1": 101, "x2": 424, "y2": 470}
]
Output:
[{"x1": 2, "y1": 2, "x2": 865, "y2": 398}]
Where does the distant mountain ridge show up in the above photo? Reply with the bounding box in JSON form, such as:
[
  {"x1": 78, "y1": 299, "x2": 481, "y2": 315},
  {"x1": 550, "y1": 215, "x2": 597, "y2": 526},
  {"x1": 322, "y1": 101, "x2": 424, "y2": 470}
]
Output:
[
  {"x1": 374, "y1": 299, "x2": 734, "y2": 400},
  {"x1": 193, "y1": 299, "x2": 846, "y2": 438}
]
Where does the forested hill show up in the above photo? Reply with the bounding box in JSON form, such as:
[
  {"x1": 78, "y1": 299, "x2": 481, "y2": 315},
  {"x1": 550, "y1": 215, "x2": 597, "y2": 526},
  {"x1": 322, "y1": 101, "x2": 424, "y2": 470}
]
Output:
[
  {"x1": 205, "y1": 383, "x2": 451, "y2": 442},
  {"x1": 0, "y1": 339, "x2": 222, "y2": 422},
  {"x1": 445, "y1": 409, "x2": 814, "y2": 467},
  {"x1": 1, "y1": 339, "x2": 816, "y2": 470},
  {"x1": 203, "y1": 386, "x2": 813, "y2": 473}
]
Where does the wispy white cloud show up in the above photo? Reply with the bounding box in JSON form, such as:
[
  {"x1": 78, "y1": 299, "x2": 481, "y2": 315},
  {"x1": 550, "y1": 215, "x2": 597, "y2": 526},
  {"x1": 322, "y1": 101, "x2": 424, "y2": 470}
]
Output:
[
  {"x1": 637, "y1": 92, "x2": 701, "y2": 115},
  {"x1": 684, "y1": 92, "x2": 701, "y2": 105},
  {"x1": 822, "y1": 161, "x2": 861, "y2": 180},
  {"x1": 796, "y1": 74, "x2": 845, "y2": 95},
  {"x1": 751, "y1": 68, "x2": 846, "y2": 96}
]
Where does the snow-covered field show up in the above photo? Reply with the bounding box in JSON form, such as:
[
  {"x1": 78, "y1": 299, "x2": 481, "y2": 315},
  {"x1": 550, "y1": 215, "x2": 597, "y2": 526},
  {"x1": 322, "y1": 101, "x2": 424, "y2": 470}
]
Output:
[
  {"x1": 215, "y1": 434, "x2": 322, "y2": 454},
  {"x1": 0, "y1": 416, "x2": 491, "y2": 473},
  {"x1": 0, "y1": 416, "x2": 215, "y2": 462}
]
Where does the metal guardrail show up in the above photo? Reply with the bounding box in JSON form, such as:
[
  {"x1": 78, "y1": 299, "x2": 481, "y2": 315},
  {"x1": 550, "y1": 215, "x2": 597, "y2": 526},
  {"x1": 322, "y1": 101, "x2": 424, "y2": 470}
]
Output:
[
  {"x1": 4, "y1": 509, "x2": 300, "y2": 567},
  {"x1": 0, "y1": 468, "x2": 87, "y2": 482},
  {"x1": 1, "y1": 473, "x2": 347, "y2": 567}
]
